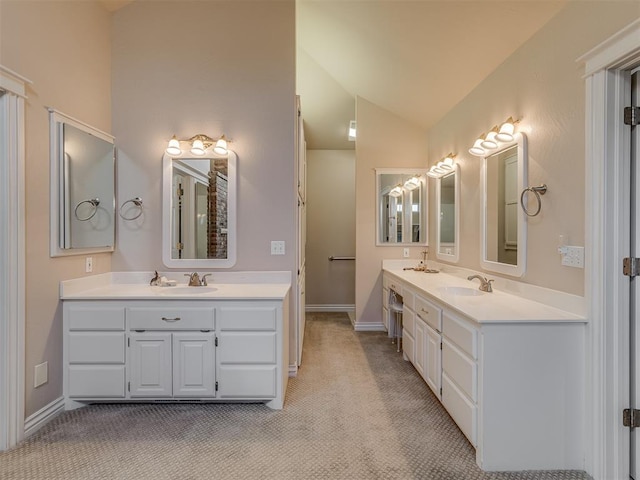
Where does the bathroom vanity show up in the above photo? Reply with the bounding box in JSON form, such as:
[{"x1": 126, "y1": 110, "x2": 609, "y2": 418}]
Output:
[
  {"x1": 61, "y1": 272, "x2": 290, "y2": 410},
  {"x1": 382, "y1": 261, "x2": 587, "y2": 471}
]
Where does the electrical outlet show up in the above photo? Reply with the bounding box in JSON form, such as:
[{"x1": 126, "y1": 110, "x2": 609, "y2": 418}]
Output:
[
  {"x1": 271, "y1": 241, "x2": 285, "y2": 255},
  {"x1": 34, "y1": 362, "x2": 48, "y2": 388},
  {"x1": 403, "y1": 248, "x2": 410, "y2": 258},
  {"x1": 85, "y1": 256, "x2": 93, "y2": 273},
  {"x1": 560, "y1": 246, "x2": 584, "y2": 268}
]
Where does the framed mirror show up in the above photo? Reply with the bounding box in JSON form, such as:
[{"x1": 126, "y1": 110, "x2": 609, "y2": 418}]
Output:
[
  {"x1": 436, "y1": 164, "x2": 460, "y2": 263},
  {"x1": 480, "y1": 132, "x2": 527, "y2": 277},
  {"x1": 375, "y1": 168, "x2": 428, "y2": 246},
  {"x1": 162, "y1": 150, "x2": 236, "y2": 268},
  {"x1": 49, "y1": 109, "x2": 115, "y2": 257}
]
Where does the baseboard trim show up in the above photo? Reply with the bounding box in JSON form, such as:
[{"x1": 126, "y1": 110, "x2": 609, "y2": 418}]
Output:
[
  {"x1": 24, "y1": 396, "x2": 65, "y2": 438},
  {"x1": 306, "y1": 304, "x2": 355, "y2": 312},
  {"x1": 288, "y1": 365, "x2": 298, "y2": 377},
  {"x1": 354, "y1": 322, "x2": 386, "y2": 332}
]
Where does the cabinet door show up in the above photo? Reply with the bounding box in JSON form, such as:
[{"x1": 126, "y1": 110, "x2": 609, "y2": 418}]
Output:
[
  {"x1": 129, "y1": 332, "x2": 172, "y2": 397},
  {"x1": 425, "y1": 323, "x2": 442, "y2": 399},
  {"x1": 414, "y1": 317, "x2": 426, "y2": 378},
  {"x1": 173, "y1": 333, "x2": 215, "y2": 398}
]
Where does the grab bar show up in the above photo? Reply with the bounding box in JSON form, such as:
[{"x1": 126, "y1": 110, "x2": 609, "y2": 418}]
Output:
[{"x1": 328, "y1": 256, "x2": 355, "y2": 261}]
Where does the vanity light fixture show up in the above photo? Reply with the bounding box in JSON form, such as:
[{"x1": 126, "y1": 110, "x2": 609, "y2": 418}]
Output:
[
  {"x1": 348, "y1": 120, "x2": 357, "y2": 141},
  {"x1": 469, "y1": 117, "x2": 521, "y2": 157},
  {"x1": 388, "y1": 185, "x2": 403, "y2": 197},
  {"x1": 427, "y1": 154, "x2": 457, "y2": 178},
  {"x1": 468, "y1": 136, "x2": 487, "y2": 157},
  {"x1": 403, "y1": 175, "x2": 421, "y2": 191},
  {"x1": 165, "y1": 133, "x2": 231, "y2": 157},
  {"x1": 496, "y1": 117, "x2": 518, "y2": 142},
  {"x1": 480, "y1": 127, "x2": 499, "y2": 150}
]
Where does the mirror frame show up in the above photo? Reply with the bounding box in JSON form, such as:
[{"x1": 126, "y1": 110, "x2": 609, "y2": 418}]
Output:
[
  {"x1": 49, "y1": 108, "x2": 115, "y2": 257},
  {"x1": 480, "y1": 132, "x2": 527, "y2": 277},
  {"x1": 436, "y1": 164, "x2": 460, "y2": 263},
  {"x1": 375, "y1": 168, "x2": 428, "y2": 246},
  {"x1": 162, "y1": 150, "x2": 237, "y2": 269}
]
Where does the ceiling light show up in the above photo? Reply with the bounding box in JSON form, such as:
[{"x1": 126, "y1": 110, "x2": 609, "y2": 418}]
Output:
[{"x1": 348, "y1": 120, "x2": 356, "y2": 141}]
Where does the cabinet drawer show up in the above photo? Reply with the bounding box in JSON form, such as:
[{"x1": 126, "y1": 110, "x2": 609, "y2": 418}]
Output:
[
  {"x1": 68, "y1": 305, "x2": 125, "y2": 331},
  {"x1": 384, "y1": 277, "x2": 403, "y2": 296},
  {"x1": 68, "y1": 365, "x2": 126, "y2": 398},
  {"x1": 442, "y1": 373, "x2": 477, "y2": 447},
  {"x1": 382, "y1": 287, "x2": 389, "y2": 309},
  {"x1": 127, "y1": 307, "x2": 214, "y2": 330},
  {"x1": 218, "y1": 306, "x2": 277, "y2": 331},
  {"x1": 402, "y1": 288, "x2": 415, "y2": 312},
  {"x1": 442, "y1": 313, "x2": 477, "y2": 359},
  {"x1": 415, "y1": 295, "x2": 442, "y2": 332},
  {"x1": 69, "y1": 332, "x2": 125, "y2": 364},
  {"x1": 402, "y1": 307, "x2": 415, "y2": 338},
  {"x1": 218, "y1": 332, "x2": 277, "y2": 364},
  {"x1": 402, "y1": 331, "x2": 414, "y2": 364},
  {"x1": 217, "y1": 365, "x2": 277, "y2": 398},
  {"x1": 442, "y1": 338, "x2": 476, "y2": 401}
]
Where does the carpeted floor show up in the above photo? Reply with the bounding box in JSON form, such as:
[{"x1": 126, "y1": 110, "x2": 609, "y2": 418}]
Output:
[{"x1": 0, "y1": 313, "x2": 591, "y2": 479}]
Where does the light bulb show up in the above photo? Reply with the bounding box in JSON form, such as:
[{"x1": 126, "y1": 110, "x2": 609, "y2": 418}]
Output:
[
  {"x1": 165, "y1": 136, "x2": 182, "y2": 156},
  {"x1": 469, "y1": 138, "x2": 486, "y2": 157},
  {"x1": 214, "y1": 135, "x2": 228, "y2": 155},
  {"x1": 481, "y1": 129, "x2": 499, "y2": 150},
  {"x1": 496, "y1": 119, "x2": 516, "y2": 142},
  {"x1": 389, "y1": 185, "x2": 403, "y2": 197},
  {"x1": 404, "y1": 176, "x2": 421, "y2": 190}
]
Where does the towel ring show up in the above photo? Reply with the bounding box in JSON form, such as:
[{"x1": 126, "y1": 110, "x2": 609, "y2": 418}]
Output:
[
  {"x1": 519, "y1": 184, "x2": 547, "y2": 217},
  {"x1": 74, "y1": 198, "x2": 100, "y2": 221},
  {"x1": 119, "y1": 197, "x2": 144, "y2": 221}
]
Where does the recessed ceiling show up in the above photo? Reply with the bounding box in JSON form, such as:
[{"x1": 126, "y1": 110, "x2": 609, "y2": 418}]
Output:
[{"x1": 297, "y1": 0, "x2": 567, "y2": 150}]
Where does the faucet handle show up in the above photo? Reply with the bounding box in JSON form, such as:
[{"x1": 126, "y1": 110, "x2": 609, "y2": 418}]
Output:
[{"x1": 201, "y1": 274, "x2": 212, "y2": 286}]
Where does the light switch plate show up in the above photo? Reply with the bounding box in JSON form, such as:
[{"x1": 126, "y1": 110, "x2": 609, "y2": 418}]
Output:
[{"x1": 271, "y1": 241, "x2": 285, "y2": 255}]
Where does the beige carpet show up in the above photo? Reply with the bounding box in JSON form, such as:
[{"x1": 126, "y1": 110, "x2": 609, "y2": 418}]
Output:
[{"x1": 0, "y1": 313, "x2": 591, "y2": 479}]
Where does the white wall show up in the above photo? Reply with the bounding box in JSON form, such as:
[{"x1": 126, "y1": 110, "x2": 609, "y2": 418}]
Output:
[
  {"x1": 0, "y1": 1, "x2": 113, "y2": 417},
  {"x1": 355, "y1": 97, "x2": 427, "y2": 327},
  {"x1": 426, "y1": 1, "x2": 639, "y2": 296},
  {"x1": 306, "y1": 150, "x2": 355, "y2": 307}
]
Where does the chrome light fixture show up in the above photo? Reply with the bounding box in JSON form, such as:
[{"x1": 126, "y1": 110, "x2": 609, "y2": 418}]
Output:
[{"x1": 165, "y1": 134, "x2": 231, "y2": 157}]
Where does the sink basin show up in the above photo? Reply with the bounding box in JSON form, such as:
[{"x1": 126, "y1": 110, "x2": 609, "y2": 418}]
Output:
[
  {"x1": 155, "y1": 286, "x2": 218, "y2": 295},
  {"x1": 438, "y1": 286, "x2": 484, "y2": 297}
]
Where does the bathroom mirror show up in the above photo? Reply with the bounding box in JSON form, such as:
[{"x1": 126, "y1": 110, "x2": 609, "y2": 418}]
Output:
[
  {"x1": 162, "y1": 150, "x2": 236, "y2": 268},
  {"x1": 375, "y1": 168, "x2": 428, "y2": 246},
  {"x1": 481, "y1": 133, "x2": 527, "y2": 277},
  {"x1": 49, "y1": 109, "x2": 115, "y2": 257},
  {"x1": 436, "y1": 165, "x2": 459, "y2": 263}
]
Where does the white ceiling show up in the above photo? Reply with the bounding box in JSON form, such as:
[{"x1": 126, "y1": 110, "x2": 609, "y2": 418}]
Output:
[{"x1": 297, "y1": 1, "x2": 567, "y2": 150}]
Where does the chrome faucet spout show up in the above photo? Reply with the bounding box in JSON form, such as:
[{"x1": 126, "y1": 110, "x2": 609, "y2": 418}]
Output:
[
  {"x1": 467, "y1": 275, "x2": 494, "y2": 293},
  {"x1": 185, "y1": 272, "x2": 202, "y2": 286}
]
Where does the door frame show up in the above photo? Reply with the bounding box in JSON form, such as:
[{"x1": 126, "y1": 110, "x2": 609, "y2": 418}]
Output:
[
  {"x1": 580, "y1": 19, "x2": 640, "y2": 479},
  {"x1": 0, "y1": 65, "x2": 29, "y2": 452}
]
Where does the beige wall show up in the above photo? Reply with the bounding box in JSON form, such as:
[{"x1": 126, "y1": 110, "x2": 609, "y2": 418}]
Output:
[
  {"x1": 306, "y1": 150, "x2": 355, "y2": 306},
  {"x1": 355, "y1": 97, "x2": 427, "y2": 326},
  {"x1": 0, "y1": 1, "x2": 113, "y2": 416},
  {"x1": 426, "y1": 1, "x2": 639, "y2": 297}
]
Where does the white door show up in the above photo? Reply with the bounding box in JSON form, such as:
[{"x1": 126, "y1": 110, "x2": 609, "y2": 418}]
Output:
[
  {"x1": 631, "y1": 68, "x2": 640, "y2": 479},
  {"x1": 172, "y1": 333, "x2": 215, "y2": 397},
  {"x1": 129, "y1": 332, "x2": 172, "y2": 397},
  {"x1": 425, "y1": 324, "x2": 442, "y2": 399}
]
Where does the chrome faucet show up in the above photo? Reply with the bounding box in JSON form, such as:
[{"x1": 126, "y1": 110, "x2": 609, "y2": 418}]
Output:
[
  {"x1": 184, "y1": 272, "x2": 212, "y2": 286},
  {"x1": 467, "y1": 275, "x2": 494, "y2": 292},
  {"x1": 150, "y1": 270, "x2": 161, "y2": 286}
]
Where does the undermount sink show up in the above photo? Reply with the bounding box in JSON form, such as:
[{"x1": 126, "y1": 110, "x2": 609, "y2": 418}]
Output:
[
  {"x1": 438, "y1": 286, "x2": 484, "y2": 297},
  {"x1": 155, "y1": 286, "x2": 218, "y2": 295}
]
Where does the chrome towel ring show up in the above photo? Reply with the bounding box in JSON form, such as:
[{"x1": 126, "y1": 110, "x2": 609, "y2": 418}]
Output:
[
  {"x1": 74, "y1": 198, "x2": 100, "y2": 221},
  {"x1": 519, "y1": 184, "x2": 547, "y2": 217},
  {"x1": 119, "y1": 197, "x2": 144, "y2": 221}
]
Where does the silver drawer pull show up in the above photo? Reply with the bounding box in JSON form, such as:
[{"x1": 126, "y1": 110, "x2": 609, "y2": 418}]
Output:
[
  {"x1": 421, "y1": 308, "x2": 429, "y2": 315},
  {"x1": 161, "y1": 316, "x2": 181, "y2": 322}
]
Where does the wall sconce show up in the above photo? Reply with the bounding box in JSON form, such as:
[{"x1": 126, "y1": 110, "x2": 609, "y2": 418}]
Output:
[
  {"x1": 165, "y1": 133, "x2": 230, "y2": 157},
  {"x1": 468, "y1": 117, "x2": 519, "y2": 157},
  {"x1": 348, "y1": 120, "x2": 357, "y2": 141},
  {"x1": 403, "y1": 175, "x2": 422, "y2": 191},
  {"x1": 388, "y1": 185, "x2": 403, "y2": 197},
  {"x1": 427, "y1": 154, "x2": 456, "y2": 178}
]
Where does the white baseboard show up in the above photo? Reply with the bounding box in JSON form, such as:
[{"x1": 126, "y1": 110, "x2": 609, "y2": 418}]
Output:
[
  {"x1": 306, "y1": 304, "x2": 355, "y2": 312},
  {"x1": 288, "y1": 365, "x2": 298, "y2": 377},
  {"x1": 354, "y1": 322, "x2": 386, "y2": 332},
  {"x1": 24, "y1": 396, "x2": 65, "y2": 438}
]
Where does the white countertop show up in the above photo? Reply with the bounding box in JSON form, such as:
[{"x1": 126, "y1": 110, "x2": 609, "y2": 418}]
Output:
[
  {"x1": 60, "y1": 272, "x2": 291, "y2": 301},
  {"x1": 383, "y1": 266, "x2": 586, "y2": 324}
]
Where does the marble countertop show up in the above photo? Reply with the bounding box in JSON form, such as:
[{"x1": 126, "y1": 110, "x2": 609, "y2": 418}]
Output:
[{"x1": 383, "y1": 267, "x2": 586, "y2": 324}]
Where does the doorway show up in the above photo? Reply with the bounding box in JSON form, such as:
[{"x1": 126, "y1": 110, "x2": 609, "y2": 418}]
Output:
[{"x1": 631, "y1": 67, "x2": 640, "y2": 479}]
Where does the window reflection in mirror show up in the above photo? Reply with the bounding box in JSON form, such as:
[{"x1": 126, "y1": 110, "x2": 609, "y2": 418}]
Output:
[
  {"x1": 162, "y1": 151, "x2": 236, "y2": 269},
  {"x1": 481, "y1": 133, "x2": 527, "y2": 277},
  {"x1": 436, "y1": 165, "x2": 459, "y2": 263},
  {"x1": 375, "y1": 169, "x2": 428, "y2": 246}
]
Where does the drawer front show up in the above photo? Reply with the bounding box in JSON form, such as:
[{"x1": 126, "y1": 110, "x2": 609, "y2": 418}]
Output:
[
  {"x1": 69, "y1": 332, "x2": 125, "y2": 364},
  {"x1": 68, "y1": 365, "x2": 126, "y2": 398},
  {"x1": 218, "y1": 332, "x2": 277, "y2": 364},
  {"x1": 442, "y1": 372, "x2": 477, "y2": 447},
  {"x1": 68, "y1": 305, "x2": 125, "y2": 331},
  {"x1": 382, "y1": 287, "x2": 389, "y2": 309},
  {"x1": 442, "y1": 338, "x2": 477, "y2": 401},
  {"x1": 217, "y1": 365, "x2": 277, "y2": 398},
  {"x1": 385, "y1": 277, "x2": 403, "y2": 297},
  {"x1": 127, "y1": 307, "x2": 214, "y2": 330},
  {"x1": 402, "y1": 330, "x2": 414, "y2": 364},
  {"x1": 415, "y1": 295, "x2": 442, "y2": 332},
  {"x1": 442, "y1": 312, "x2": 477, "y2": 359},
  {"x1": 402, "y1": 307, "x2": 415, "y2": 338},
  {"x1": 217, "y1": 306, "x2": 277, "y2": 331},
  {"x1": 402, "y1": 288, "x2": 415, "y2": 312}
]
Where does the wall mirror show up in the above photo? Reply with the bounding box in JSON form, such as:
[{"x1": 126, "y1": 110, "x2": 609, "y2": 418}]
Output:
[
  {"x1": 49, "y1": 109, "x2": 115, "y2": 257},
  {"x1": 436, "y1": 165, "x2": 460, "y2": 263},
  {"x1": 375, "y1": 168, "x2": 428, "y2": 246},
  {"x1": 162, "y1": 150, "x2": 236, "y2": 268},
  {"x1": 481, "y1": 132, "x2": 527, "y2": 277}
]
